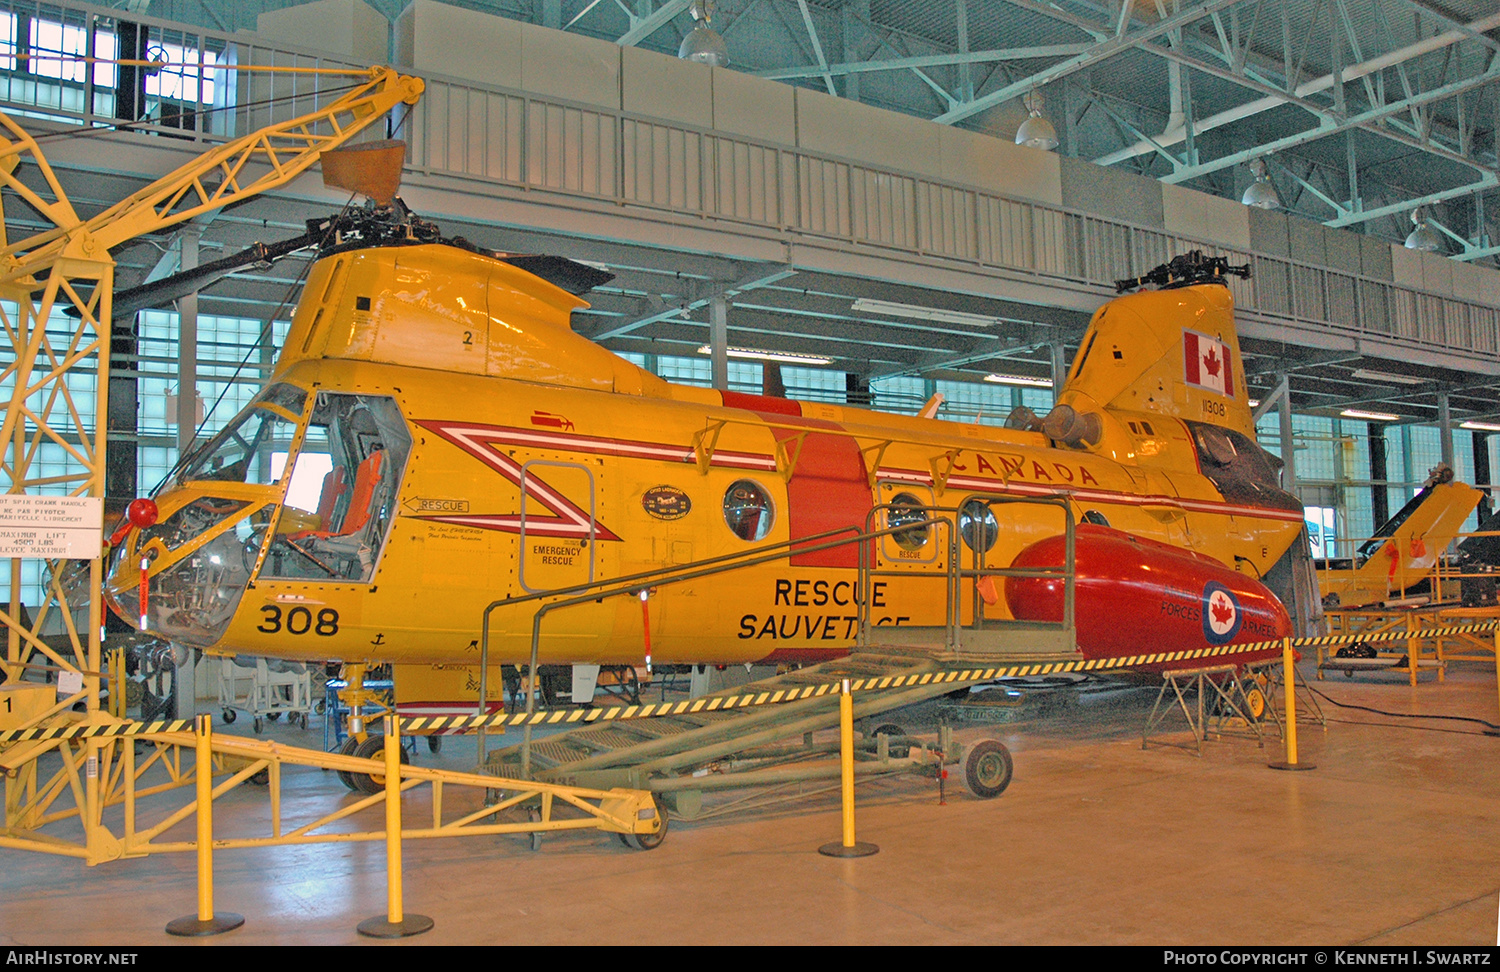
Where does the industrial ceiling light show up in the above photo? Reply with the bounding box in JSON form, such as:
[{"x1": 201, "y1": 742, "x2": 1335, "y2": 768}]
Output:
[
  {"x1": 696, "y1": 345, "x2": 831, "y2": 365},
  {"x1": 983, "y1": 373, "x2": 1053, "y2": 388},
  {"x1": 679, "y1": 0, "x2": 728, "y2": 68},
  {"x1": 1350, "y1": 368, "x2": 1426, "y2": 385},
  {"x1": 1241, "y1": 158, "x2": 1282, "y2": 210},
  {"x1": 1340, "y1": 408, "x2": 1400, "y2": 422},
  {"x1": 851, "y1": 297, "x2": 998, "y2": 328},
  {"x1": 1015, "y1": 91, "x2": 1059, "y2": 151},
  {"x1": 1460, "y1": 420, "x2": 1500, "y2": 432},
  {"x1": 1404, "y1": 208, "x2": 1444, "y2": 252}
]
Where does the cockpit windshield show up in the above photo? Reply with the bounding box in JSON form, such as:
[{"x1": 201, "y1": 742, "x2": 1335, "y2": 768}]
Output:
[
  {"x1": 110, "y1": 384, "x2": 411, "y2": 648},
  {"x1": 176, "y1": 383, "x2": 307, "y2": 487}
]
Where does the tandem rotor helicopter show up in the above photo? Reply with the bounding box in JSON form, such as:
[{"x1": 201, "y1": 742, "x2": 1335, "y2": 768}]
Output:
[
  {"x1": 59, "y1": 69, "x2": 1470, "y2": 776},
  {"x1": 100, "y1": 182, "x2": 1320, "y2": 712}
]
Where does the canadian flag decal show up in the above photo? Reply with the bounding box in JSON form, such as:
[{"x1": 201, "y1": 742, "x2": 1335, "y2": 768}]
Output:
[{"x1": 1183, "y1": 330, "x2": 1234, "y2": 398}]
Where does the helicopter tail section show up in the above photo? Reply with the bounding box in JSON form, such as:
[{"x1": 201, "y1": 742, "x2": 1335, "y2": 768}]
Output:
[{"x1": 1049, "y1": 253, "x2": 1257, "y2": 451}]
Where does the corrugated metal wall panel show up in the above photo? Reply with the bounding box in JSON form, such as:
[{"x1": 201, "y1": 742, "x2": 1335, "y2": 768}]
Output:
[{"x1": 382, "y1": 76, "x2": 1500, "y2": 367}]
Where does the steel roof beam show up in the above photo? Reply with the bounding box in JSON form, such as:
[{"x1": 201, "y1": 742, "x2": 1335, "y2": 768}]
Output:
[
  {"x1": 615, "y1": 0, "x2": 692, "y2": 47},
  {"x1": 794, "y1": 0, "x2": 836, "y2": 96},
  {"x1": 587, "y1": 264, "x2": 797, "y2": 341},
  {"x1": 1094, "y1": 7, "x2": 1500, "y2": 167},
  {"x1": 1151, "y1": 52, "x2": 1500, "y2": 188},
  {"x1": 930, "y1": 0, "x2": 1245, "y2": 126},
  {"x1": 753, "y1": 43, "x2": 1094, "y2": 81}
]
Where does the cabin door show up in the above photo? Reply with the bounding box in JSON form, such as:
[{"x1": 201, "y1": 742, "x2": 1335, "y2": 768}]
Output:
[
  {"x1": 871, "y1": 481, "x2": 948, "y2": 628},
  {"x1": 518, "y1": 459, "x2": 599, "y2": 594}
]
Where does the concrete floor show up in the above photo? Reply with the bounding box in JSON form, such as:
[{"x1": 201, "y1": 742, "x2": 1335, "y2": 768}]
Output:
[{"x1": 3, "y1": 662, "x2": 1498, "y2": 946}]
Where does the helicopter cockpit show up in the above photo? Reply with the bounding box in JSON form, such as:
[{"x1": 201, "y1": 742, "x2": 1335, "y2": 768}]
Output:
[{"x1": 106, "y1": 383, "x2": 411, "y2": 648}]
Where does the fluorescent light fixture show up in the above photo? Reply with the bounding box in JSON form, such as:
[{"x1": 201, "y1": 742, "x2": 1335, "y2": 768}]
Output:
[
  {"x1": 696, "y1": 345, "x2": 832, "y2": 366},
  {"x1": 983, "y1": 373, "x2": 1053, "y2": 388},
  {"x1": 851, "y1": 297, "x2": 998, "y2": 328},
  {"x1": 1248, "y1": 398, "x2": 1260, "y2": 407},
  {"x1": 1340, "y1": 409, "x2": 1400, "y2": 422},
  {"x1": 1460, "y1": 420, "x2": 1500, "y2": 432},
  {"x1": 1351, "y1": 369, "x2": 1425, "y2": 386}
]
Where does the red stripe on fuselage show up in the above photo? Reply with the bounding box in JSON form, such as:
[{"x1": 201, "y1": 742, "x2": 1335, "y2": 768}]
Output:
[{"x1": 720, "y1": 395, "x2": 873, "y2": 569}]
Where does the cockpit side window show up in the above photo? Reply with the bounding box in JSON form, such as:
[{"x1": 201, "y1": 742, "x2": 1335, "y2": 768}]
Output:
[{"x1": 257, "y1": 393, "x2": 411, "y2": 583}]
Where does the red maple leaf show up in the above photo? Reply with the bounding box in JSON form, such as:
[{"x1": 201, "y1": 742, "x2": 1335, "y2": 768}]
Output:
[
  {"x1": 1211, "y1": 597, "x2": 1235, "y2": 626},
  {"x1": 1202, "y1": 347, "x2": 1221, "y2": 377}
]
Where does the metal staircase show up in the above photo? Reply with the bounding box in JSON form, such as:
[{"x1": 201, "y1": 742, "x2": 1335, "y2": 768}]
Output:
[{"x1": 479, "y1": 495, "x2": 1082, "y2": 814}]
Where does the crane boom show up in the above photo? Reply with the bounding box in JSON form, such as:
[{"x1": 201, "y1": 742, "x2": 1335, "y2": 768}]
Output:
[
  {"x1": 0, "y1": 65, "x2": 423, "y2": 284},
  {"x1": 0, "y1": 61, "x2": 423, "y2": 723}
]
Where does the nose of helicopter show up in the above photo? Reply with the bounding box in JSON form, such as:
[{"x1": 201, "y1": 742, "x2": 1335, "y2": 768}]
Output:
[{"x1": 105, "y1": 491, "x2": 262, "y2": 649}]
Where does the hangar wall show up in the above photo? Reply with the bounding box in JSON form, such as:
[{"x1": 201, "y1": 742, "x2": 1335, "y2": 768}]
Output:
[{"x1": 250, "y1": 0, "x2": 1500, "y2": 373}]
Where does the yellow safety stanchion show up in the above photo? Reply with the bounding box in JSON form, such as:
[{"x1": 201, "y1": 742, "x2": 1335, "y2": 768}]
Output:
[
  {"x1": 818, "y1": 678, "x2": 877, "y2": 858},
  {"x1": 1488, "y1": 630, "x2": 1500, "y2": 738},
  {"x1": 166, "y1": 715, "x2": 244, "y2": 936},
  {"x1": 1269, "y1": 637, "x2": 1316, "y2": 772},
  {"x1": 358, "y1": 715, "x2": 433, "y2": 938}
]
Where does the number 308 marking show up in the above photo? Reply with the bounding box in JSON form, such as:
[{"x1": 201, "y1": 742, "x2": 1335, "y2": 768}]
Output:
[{"x1": 258, "y1": 605, "x2": 339, "y2": 636}]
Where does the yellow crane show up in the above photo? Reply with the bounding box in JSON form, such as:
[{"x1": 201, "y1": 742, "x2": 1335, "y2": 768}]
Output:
[{"x1": 0, "y1": 63, "x2": 422, "y2": 723}]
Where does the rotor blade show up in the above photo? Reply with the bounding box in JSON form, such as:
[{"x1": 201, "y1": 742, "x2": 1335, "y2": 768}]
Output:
[
  {"x1": 106, "y1": 228, "x2": 324, "y2": 320},
  {"x1": 499, "y1": 254, "x2": 614, "y2": 296}
]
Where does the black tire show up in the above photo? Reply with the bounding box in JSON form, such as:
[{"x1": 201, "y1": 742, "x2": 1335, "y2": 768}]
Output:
[
  {"x1": 336, "y1": 734, "x2": 363, "y2": 791},
  {"x1": 352, "y1": 733, "x2": 410, "y2": 795},
  {"x1": 621, "y1": 798, "x2": 668, "y2": 850},
  {"x1": 221, "y1": 709, "x2": 235, "y2": 725},
  {"x1": 267, "y1": 712, "x2": 281, "y2": 722},
  {"x1": 253, "y1": 716, "x2": 264, "y2": 734},
  {"x1": 1240, "y1": 672, "x2": 1270, "y2": 722},
  {"x1": 963, "y1": 740, "x2": 1013, "y2": 799},
  {"x1": 426, "y1": 735, "x2": 442, "y2": 754},
  {"x1": 250, "y1": 767, "x2": 270, "y2": 786}
]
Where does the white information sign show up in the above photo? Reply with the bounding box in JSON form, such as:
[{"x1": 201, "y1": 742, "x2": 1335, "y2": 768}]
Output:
[{"x1": 0, "y1": 495, "x2": 103, "y2": 558}]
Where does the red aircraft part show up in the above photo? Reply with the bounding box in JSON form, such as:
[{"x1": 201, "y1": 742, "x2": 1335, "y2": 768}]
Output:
[{"x1": 1004, "y1": 524, "x2": 1290, "y2": 671}]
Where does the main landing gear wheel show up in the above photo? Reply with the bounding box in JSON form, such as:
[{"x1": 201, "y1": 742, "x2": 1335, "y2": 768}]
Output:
[
  {"x1": 352, "y1": 734, "x2": 410, "y2": 795},
  {"x1": 337, "y1": 735, "x2": 363, "y2": 791},
  {"x1": 618, "y1": 797, "x2": 668, "y2": 850},
  {"x1": 963, "y1": 740, "x2": 1014, "y2": 799}
]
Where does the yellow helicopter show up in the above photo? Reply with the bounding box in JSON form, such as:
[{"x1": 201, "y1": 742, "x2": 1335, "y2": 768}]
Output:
[{"x1": 101, "y1": 204, "x2": 1316, "y2": 731}]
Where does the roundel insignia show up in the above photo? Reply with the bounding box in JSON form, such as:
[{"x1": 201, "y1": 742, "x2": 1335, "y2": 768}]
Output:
[
  {"x1": 642, "y1": 485, "x2": 691, "y2": 521},
  {"x1": 1201, "y1": 582, "x2": 1242, "y2": 644}
]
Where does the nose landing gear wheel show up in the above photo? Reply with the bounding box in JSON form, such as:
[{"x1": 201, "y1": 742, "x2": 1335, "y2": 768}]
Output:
[
  {"x1": 351, "y1": 733, "x2": 410, "y2": 795},
  {"x1": 963, "y1": 740, "x2": 1013, "y2": 799}
]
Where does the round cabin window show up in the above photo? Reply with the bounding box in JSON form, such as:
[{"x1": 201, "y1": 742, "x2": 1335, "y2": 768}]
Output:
[
  {"x1": 723, "y1": 480, "x2": 774, "y2": 541},
  {"x1": 887, "y1": 492, "x2": 930, "y2": 551},
  {"x1": 959, "y1": 499, "x2": 999, "y2": 553}
]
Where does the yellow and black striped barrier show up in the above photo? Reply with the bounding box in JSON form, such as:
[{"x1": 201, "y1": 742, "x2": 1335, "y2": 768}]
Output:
[{"x1": 4, "y1": 620, "x2": 1495, "y2": 745}]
